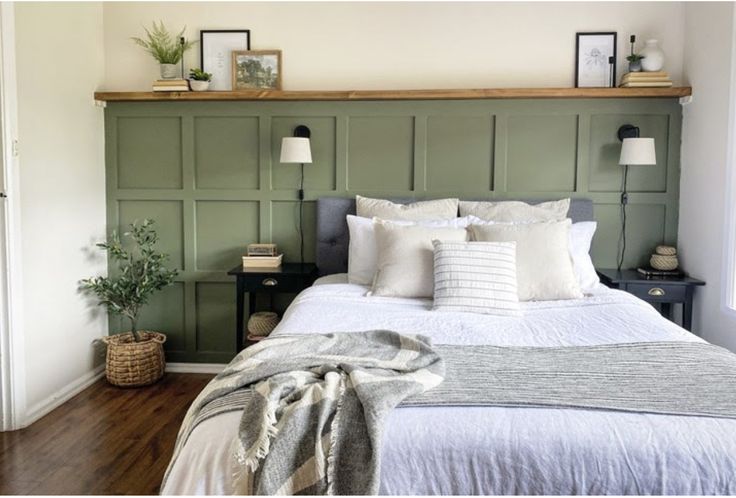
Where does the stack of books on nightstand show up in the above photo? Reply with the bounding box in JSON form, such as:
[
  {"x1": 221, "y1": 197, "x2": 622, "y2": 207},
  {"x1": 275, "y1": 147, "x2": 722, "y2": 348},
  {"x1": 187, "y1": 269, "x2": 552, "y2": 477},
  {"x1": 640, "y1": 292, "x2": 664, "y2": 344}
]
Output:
[
  {"x1": 242, "y1": 243, "x2": 283, "y2": 269},
  {"x1": 152, "y1": 79, "x2": 190, "y2": 92},
  {"x1": 620, "y1": 72, "x2": 673, "y2": 88},
  {"x1": 636, "y1": 265, "x2": 685, "y2": 278}
]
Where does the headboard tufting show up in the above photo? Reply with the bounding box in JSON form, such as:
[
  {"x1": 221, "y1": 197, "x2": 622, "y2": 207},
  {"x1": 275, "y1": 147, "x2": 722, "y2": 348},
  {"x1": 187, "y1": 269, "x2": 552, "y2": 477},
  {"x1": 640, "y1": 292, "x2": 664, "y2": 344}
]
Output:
[{"x1": 315, "y1": 197, "x2": 594, "y2": 276}]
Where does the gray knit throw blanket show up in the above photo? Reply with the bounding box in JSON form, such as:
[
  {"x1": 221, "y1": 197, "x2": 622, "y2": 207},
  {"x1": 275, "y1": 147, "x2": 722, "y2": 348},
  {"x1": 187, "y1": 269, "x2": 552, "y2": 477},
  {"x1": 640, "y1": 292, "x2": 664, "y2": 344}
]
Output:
[{"x1": 166, "y1": 331, "x2": 445, "y2": 495}]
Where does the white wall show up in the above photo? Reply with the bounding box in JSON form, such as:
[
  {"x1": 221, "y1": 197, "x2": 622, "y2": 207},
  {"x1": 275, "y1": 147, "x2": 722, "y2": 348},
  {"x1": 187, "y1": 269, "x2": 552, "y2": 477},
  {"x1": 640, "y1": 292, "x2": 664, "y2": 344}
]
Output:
[
  {"x1": 14, "y1": 2, "x2": 108, "y2": 419},
  {"x1": 102, "y1": 1, "x2": 685, "y2": 91},
  {"x1": 679, "y1": 2, "x2": 736, "y2": 351}
]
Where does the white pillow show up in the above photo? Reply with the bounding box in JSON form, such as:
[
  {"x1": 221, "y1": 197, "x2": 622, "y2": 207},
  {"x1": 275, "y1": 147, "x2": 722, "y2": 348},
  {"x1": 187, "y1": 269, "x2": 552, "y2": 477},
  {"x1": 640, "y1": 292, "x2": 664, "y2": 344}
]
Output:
[
  {"x1": 466, "y1": 216, "x2": 599, "y2": 293},
  {"x1": 356, "y1": 195, "x2": 459, "y2": 221},
  {"x1": 371, "y1": 221, "x2": 467, "y2": 298},
  {"x1": 432, "y1": 240, "x2": 520, "y2": 316},
  {"x1": 347, "y1": 215, "x2": 473, "y2": 286},
  {"x1": 468, "y1": 220, "x2": 583, "y2": 301},
  {"x1": 459, "y1": 199, "x2": 570, "y2": 222}
]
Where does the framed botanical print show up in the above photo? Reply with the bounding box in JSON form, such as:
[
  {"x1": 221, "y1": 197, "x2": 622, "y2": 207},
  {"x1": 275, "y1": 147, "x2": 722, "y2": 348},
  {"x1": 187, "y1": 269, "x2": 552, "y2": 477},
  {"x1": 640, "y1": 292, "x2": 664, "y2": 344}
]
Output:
[
  {"x1": 232, "y1": 50, "x2": 282, "y2": 90},
  {"x1": 575, "y1": 32, "x2": 617, "y2": 88},
  {"x1": 200, "y1": 30, "x2": 251, "y2": 91}
]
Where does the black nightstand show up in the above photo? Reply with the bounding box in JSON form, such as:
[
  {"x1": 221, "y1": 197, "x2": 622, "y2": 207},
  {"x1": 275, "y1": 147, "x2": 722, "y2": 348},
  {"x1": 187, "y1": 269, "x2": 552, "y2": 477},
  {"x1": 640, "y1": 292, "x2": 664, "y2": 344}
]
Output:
[
  {"x1": 228, "y1": 263, "x2": 319, "y2": 351},
  {"x1": 597, "y1": 269, "x2": 705, "y2": 332}
]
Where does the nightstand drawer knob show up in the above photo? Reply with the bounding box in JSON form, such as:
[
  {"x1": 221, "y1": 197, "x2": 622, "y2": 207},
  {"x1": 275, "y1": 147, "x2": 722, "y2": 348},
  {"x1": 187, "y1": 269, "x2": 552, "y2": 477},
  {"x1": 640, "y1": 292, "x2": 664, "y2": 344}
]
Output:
[
  {"x1": 648, "y1": 287, "x2": 665, "y2": 296},
  {"x1": 262, "y1": 278, "x2": 278, "y2": 287}
]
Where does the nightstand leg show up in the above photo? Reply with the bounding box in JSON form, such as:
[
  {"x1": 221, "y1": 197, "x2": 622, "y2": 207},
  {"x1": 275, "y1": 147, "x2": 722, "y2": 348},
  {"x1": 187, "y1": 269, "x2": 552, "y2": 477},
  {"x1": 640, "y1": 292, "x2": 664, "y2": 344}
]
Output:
[
  {"x1": 236, "y1": 277, "x2": 245, "y2": 352},
  {"x1": 683, "y1": 288, "x2": 694, "y2": 332},
  {"x1": 660, "y1": 302, "x2": 672, "y2": 320}
]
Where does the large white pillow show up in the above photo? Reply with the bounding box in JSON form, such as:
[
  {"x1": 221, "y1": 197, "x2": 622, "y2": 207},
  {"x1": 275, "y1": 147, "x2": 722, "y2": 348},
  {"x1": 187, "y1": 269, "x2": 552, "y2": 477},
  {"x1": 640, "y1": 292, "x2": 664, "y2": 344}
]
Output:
[
  {"x1": 468, "y1": 220, "x2": 583, "y2": 301},
  {"x1": 371, "y1": 221, "x2": 467, "y2": 298},
  {"x1": 432, "y1": 240, "x2": 520, "y2": 316},
  {"x1": 347, "y1": 215, "x2": 473, "y2": 286},
  {"x1": 356, "y1": 195, "x2": 459, "y2": 221},
  {"x1": 459, "y1": 199, "x2": 570, "y2": 222},
  {"x1": 466, "y1": 215, "x2": 599, "y2": 293}
]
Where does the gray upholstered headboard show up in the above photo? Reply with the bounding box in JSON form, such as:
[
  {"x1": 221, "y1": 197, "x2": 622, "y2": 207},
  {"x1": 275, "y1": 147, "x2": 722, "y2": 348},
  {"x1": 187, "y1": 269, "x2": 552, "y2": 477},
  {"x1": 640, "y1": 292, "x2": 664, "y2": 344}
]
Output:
[{"x1": 315, "y1": 198, "x2": 595, "y2": 276}]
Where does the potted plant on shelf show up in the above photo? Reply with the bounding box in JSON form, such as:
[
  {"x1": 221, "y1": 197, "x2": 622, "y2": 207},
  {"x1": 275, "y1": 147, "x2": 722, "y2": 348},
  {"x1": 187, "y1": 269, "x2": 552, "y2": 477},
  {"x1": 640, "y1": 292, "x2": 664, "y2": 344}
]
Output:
[
  {"x1": 81, "y1": 219, "x2": 178, "y2": 387},
  {"x1": 132, "y1": 21, "x2": 196, "y2": 80},
  {"x1": 627, "y1": 53, "x2": 645, "y2": 73},
  {"x1": 189, "y1": 68, "x2": 212, "y2": 91}
]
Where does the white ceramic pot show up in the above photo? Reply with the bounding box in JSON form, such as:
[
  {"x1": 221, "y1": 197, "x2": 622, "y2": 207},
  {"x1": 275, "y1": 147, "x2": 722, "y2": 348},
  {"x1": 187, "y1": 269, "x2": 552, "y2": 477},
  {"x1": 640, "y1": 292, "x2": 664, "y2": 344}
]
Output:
[
  {"x1": 190, "y1": 80, "x2": 210, "y2": 92},
  {"x1": 640, "y1": 39, "x2": 665, "y2": 72},
  {"x1": 160, "y1": 63, "x2": 179, "y2": 79}
]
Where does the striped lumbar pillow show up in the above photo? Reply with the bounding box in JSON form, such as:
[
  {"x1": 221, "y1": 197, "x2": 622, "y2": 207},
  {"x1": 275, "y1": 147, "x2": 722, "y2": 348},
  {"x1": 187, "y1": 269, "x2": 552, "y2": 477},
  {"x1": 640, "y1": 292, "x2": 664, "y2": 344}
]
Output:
[{"x1": 432, "y1": 240, "x2": 520, "y2": 316}]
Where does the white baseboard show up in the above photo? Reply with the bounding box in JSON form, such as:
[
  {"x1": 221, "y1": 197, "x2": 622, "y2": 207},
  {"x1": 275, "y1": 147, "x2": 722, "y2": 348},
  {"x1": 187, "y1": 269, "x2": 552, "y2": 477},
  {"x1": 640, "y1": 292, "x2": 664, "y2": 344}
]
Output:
[
  {"x1": 166, "y1": 362, "x2": 226, "y2": 374},
  {"x1": 23, "y1": 365, "x2": 105, "y2": 427}
]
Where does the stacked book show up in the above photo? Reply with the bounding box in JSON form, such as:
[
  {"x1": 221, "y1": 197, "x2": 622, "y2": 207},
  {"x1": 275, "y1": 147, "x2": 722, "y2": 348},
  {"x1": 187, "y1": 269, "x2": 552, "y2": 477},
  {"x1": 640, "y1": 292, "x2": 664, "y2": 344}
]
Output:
[
  {"x1": 620, "y1": 72, "x2": 673, "y2": 88},
  {"x1": 152, "y1": 79, "x2": 190, "y2": 92},
  {"x1": 242, "y1": 243, "x2": 283, "y2": 269},
  {"x1": 637, "y1": 265, "x2": 684, "y2": 278}
]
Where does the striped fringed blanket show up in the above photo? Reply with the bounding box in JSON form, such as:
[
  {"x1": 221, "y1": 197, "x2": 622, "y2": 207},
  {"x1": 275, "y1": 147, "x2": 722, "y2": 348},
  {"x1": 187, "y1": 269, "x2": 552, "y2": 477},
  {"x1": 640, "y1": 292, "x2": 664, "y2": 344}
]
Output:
[
  {"x1": 163, "y1": 331, "x2": 445, "y2": 495},
  {"x1": 162, "y1": 336, "x2": 736, "y2": 495}
]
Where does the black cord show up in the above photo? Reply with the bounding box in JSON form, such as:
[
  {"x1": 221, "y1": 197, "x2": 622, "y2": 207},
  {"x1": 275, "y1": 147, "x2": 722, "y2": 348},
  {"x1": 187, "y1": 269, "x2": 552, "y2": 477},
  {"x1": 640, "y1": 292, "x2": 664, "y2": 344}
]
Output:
[
  {"x1": 618, "y1": 164, "x2": 629, "y2": 272},
  {"x1": 299, "y1": 162, "x2": 305, "y2": 265}
]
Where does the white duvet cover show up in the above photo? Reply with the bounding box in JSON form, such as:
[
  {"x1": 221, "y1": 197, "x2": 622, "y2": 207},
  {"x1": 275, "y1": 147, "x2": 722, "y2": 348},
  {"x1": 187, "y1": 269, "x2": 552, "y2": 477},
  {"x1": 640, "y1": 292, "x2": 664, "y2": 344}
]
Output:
[{"x1": 162, "y1": 276, "x2": 736, "y2": 495}]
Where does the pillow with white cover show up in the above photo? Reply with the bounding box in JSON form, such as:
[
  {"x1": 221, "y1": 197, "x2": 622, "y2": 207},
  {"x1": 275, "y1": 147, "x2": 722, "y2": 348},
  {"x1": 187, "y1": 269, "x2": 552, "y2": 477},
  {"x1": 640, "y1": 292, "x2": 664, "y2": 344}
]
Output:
[
  {"x1": 356, "y1": 195, "x2": 459, "y2": 221},
  {"x1": 465, "y1": 215, "x2": 599, "y2": 292},
  {"x1": 347, "y1": 215, "x2": 473, "y2": 286},
  {"x1": 370, "y1": 221, "x2": 467, "y2": 298},
  {"x1": 459, "y1": 198, "x2": 570, "y2": 222},
  {"x1": 468, "y1": 220, "x2": 583, "y2": 301},
  {"x1": 432, "y1": 240, "x2": 520, "y2": 316}
]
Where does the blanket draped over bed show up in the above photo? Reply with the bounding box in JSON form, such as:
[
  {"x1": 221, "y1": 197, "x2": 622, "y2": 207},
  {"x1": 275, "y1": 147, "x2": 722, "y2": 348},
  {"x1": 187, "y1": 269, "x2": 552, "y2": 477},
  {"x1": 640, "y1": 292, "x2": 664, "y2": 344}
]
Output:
[{"x1": 162, "y1": 332, "x2": 736, "y2": 496}]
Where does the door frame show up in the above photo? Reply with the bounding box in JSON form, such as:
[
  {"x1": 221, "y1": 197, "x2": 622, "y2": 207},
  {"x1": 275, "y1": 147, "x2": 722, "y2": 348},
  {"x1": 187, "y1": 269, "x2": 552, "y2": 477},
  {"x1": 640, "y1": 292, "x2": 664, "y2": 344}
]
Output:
[{"x1": 0, "y1": 2, "x2": 26, "y2": 431}]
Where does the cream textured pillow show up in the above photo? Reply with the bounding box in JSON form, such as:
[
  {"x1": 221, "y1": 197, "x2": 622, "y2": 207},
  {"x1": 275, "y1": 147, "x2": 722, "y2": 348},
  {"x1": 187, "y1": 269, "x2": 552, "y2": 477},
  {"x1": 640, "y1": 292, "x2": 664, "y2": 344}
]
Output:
[
  {"x1": 469, "y1": 220, "x2": 582, "y2": 301},
  {"x1": 356, "y1": 195, "x2": 459, "y2": 221},
  {"x1": 432, "y1": 240, "x2": 520, "y2": 316},
  {"x1": 371, "y1": 221, "x2": 467, "y2": 298},
  {"x1": 459, "y1": 199, "x2": 570, "y2": 222}
]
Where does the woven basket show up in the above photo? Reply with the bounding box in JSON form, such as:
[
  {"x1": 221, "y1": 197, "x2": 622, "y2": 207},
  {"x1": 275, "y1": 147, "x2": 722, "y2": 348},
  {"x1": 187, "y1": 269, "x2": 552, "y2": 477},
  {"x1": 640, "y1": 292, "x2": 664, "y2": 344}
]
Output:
[
  {"x1": 248, "y1": 311, "x2": 280, "y2": 337},
  {"x1": 650, "y1": 253, "x2": 679, "y2": 271},
  {"x1": 102, "y1": 331, "x2": 166, "y2": 387},
  {"x1": 655, "y1": 245, "x2": 677, "y2": 256}
]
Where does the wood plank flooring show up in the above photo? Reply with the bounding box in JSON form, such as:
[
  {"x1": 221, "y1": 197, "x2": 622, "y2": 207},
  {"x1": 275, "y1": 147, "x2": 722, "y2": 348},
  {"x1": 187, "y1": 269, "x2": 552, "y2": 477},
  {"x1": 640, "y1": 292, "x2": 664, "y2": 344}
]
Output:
[{"x1": 0, "y1": 373, "x2": 213, "y2": 495}]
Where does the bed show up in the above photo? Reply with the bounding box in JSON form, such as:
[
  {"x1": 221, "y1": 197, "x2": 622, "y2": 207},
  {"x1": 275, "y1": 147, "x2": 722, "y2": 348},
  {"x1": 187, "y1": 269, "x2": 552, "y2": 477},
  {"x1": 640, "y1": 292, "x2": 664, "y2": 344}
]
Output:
[{"x1": 161, "y1": 198, "x2": 736, "y2": 495}]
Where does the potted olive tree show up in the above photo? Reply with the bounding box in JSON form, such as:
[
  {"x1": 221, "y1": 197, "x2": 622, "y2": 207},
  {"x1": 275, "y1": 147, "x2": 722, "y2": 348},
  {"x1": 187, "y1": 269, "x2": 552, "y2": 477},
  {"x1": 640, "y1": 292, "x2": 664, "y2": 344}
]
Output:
[
  {"x1": 132, "y1": 21, "x2": 195, "y2": 79},
  {"x1": 82, "y1": 220, "x2": 178, "y2": 387}
]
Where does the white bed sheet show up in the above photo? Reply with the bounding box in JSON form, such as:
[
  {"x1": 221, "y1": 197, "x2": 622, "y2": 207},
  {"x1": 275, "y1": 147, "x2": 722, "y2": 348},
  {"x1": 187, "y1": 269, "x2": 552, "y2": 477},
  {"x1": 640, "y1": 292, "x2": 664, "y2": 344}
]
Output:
[{"x1": 163, "y1": 276, "x2": 736, "y2": 495}]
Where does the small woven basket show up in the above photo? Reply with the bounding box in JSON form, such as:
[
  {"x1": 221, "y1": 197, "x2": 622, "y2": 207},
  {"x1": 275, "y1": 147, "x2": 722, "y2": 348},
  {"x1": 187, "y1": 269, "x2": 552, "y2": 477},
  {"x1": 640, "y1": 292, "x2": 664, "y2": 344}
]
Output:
[
  {"x1": 655, "y1": 245, "x2": 678, "y2": 256},
  {"x1": 102, "y1": 331, "x2": 166, "y2": 387},
  {"x1": 248, "y1": 311, "x2": 280, "y2": 337},
  {"x1": 650, "y1": 253, "x2": 679, "y2": 271}
]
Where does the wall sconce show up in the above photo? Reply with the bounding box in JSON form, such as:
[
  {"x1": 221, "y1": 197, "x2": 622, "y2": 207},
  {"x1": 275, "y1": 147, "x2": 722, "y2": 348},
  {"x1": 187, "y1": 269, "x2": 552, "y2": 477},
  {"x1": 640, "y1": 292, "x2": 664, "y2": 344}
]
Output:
[
  {"x1": 279, "y1": 125, "x2": 312, "y2": 264},
  {"x1": 617, "y1": 124, "x2": 656, "y2": 271}
]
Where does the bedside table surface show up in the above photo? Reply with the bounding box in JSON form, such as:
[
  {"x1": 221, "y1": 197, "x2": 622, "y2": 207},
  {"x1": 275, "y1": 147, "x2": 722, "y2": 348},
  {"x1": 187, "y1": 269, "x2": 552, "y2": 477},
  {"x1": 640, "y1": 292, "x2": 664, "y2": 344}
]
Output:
[
  {"x1": 597, "y1": 269, "x2": 705, "y2": 286},
  {"x1": 227, "y1": 262, "x2": 318, "y2": 277}
]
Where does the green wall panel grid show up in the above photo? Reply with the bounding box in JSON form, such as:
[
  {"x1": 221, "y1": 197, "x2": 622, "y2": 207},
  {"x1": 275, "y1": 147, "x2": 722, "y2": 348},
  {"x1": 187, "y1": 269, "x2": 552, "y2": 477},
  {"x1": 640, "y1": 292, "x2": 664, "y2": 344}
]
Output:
[{"x1": 104, "y1": 98, "x2": 683, "y2": 362}]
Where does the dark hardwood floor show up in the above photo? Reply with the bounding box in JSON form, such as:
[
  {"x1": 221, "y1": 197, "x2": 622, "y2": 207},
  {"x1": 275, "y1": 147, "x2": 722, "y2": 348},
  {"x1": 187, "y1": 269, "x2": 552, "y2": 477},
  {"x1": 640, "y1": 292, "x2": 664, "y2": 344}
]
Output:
[{"x1": 0, "y1": 373, "x2": 213, "y2": 495}]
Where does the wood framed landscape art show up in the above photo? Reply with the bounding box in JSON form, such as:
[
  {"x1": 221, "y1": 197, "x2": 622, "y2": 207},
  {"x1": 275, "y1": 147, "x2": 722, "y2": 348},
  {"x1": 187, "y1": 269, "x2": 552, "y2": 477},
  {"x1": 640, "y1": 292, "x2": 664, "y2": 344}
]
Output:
[
  {"x1": 575, "y1": 32, "x2": 617, "y2": 88},
  {"x1": 200, "y1": 30, "x2": 251, "y2": 91},
  {"x1": 232, "y1": 50, "x2": 282, "y2": 90}
]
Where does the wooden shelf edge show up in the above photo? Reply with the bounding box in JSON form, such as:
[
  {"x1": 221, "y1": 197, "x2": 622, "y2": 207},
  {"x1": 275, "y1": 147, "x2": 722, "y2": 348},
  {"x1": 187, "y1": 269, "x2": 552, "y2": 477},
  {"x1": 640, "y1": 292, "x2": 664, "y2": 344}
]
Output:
[{"x1": 94, "y1": 87, "x2": 692, "y2": 102}]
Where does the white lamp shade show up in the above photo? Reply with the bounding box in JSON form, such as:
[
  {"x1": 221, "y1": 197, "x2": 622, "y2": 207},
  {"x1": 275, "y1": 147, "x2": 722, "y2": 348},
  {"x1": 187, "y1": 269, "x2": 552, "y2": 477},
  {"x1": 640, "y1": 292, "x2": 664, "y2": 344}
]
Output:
[
  {"x1": 619, "y1": 138, "x2": 656, "y2": 166},
  {"x1": 280, "y1": 137, "x2": 312, "y2": 164}
]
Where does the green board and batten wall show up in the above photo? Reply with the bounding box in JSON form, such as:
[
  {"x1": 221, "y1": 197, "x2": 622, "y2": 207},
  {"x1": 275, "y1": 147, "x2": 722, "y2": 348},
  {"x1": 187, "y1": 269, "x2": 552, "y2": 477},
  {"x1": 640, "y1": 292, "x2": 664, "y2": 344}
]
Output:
[{"x1": 104, "y1": 98, "x2": 682, "y2": 362}]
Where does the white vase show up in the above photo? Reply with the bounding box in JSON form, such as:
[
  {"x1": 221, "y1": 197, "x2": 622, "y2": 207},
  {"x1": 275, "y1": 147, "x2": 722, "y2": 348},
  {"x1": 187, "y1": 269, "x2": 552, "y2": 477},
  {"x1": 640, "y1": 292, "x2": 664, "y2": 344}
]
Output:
[
  {"x1": 640, "y1": 39, "x2": 665, "y2": 72},
  {"x1": 160, "y1": 63, "x2": 179, "y2": 79},
  {"x1": 190, "y1": 80, "x2": 210, "y2": 92}
]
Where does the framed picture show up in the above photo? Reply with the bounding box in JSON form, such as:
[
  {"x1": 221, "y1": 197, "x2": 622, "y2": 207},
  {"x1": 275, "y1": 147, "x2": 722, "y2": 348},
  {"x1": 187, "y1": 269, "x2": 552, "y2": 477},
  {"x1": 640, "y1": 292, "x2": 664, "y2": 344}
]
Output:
[
  {"x1": 575, "y1": 32, "x2": 617, "y2": 88},
  {"x1": 232, "y1": 50, "x2": 282, "y2": 90},
  {"x1": 200, "y1": 30, "x2": 251, "y2": 91}
]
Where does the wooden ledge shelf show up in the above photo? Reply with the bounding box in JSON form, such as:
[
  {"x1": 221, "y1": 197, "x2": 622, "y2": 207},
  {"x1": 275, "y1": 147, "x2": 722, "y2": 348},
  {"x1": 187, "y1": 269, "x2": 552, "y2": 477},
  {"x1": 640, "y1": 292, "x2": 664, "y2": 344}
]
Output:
[{"x1": 94, "y1": 87, "x2": 692, "y2": 102}]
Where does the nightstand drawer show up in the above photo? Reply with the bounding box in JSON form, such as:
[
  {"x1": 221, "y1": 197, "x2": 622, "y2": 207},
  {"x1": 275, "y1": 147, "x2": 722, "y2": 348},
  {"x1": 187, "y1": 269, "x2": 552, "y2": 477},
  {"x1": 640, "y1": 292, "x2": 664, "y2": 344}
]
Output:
[
  {"x1": 243, "y1": 273, "x2": 308, "y2": 293},
  {"x1": 625, "y1": 283, "x2": 686, "y2": 302}
]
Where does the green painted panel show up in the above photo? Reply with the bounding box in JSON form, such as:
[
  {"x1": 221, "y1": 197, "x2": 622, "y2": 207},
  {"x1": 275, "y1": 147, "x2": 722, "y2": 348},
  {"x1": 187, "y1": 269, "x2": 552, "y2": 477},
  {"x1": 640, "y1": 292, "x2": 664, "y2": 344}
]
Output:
[
  {"x1": 588, "y1": 114, "x2": 669, "y2": 193},
  {"x1": 426, "y1": 115, "x2": 494, "y2": 191},
  {"x1": 271, "y1": 117, "x2": 337, "y2": 190},
  {"x1": 271, "y1": 201, "x2": 316, "y2": 263},
  {"x1": 196, "y1": 282, "x2": 237, "y2": 354},
  {"x1": 506, "y1": 115, "x2": 578, "y2": 192},
  {"x1": 118, "y1": 200, "x2": 183, "y2": 270},
  {"x1": 591, "y1": 203, "x2": 667, "y2": 269},
  {"x1": 347, "y1": 116, "x2": 414, "y2": 191},
  {"x1": 194, "y1": 117, "x2": 259, "y2": 189},
  {"x1": 117, "y1": 117, "x2": 182, "y2": 189},
  {"x1": 196, "y1": 201, "x2": 259, "y2": 271}
]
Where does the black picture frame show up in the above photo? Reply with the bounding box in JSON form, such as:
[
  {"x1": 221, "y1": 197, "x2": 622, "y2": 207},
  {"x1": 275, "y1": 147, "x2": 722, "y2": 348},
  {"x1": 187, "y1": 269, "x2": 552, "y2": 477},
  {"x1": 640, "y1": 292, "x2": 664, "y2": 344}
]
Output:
[
  {"x1": 575, "y1": 32, "x2": 617, "y2": 88},
  {"x1": 200, "y1": 30, "x2": 251, "y2": 91}
]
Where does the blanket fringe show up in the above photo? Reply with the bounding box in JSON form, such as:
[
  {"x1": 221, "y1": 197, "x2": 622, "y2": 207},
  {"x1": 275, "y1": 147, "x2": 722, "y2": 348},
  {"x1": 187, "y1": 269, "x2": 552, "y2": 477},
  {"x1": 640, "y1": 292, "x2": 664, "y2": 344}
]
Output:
[
  {"x1": 231, "y1": 397, "x2": 280, "y2": 493},
  {"x1": 326, "y1": 374, "x2": 347, "y2": 496}
]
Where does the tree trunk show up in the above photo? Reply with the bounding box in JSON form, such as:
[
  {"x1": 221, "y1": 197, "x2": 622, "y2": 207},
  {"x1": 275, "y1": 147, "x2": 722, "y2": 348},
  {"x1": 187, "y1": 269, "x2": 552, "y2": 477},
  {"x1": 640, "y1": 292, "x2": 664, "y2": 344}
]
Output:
[{"x1": 130, "y1": 315, "x2": 141, "y2": 342}]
